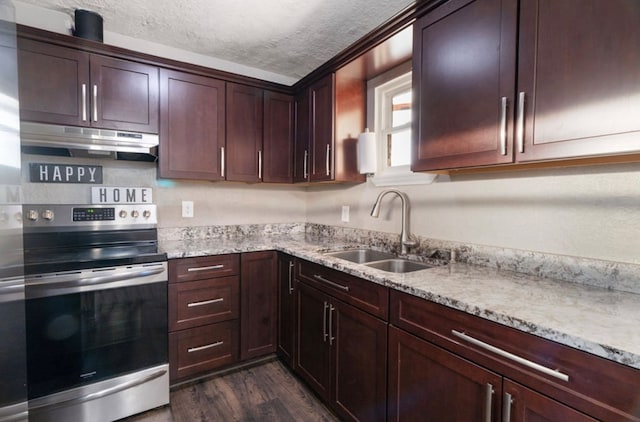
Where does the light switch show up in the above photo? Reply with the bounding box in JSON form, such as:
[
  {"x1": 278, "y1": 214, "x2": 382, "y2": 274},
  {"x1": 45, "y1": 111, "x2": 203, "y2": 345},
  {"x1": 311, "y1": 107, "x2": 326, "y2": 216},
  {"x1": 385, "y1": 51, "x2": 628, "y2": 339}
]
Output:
[{"x1": 182, "y1": 201, "x2": 194, "y2": 218}]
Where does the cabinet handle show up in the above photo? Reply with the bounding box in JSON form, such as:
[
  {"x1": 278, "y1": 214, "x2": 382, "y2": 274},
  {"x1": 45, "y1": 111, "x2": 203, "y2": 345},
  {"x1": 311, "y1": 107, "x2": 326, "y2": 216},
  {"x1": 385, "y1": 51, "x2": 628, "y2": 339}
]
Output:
[
  {"x1": 188, "y1": 341, "x2": 223, "y2": 353},
  {"x1": 325, "y1": 144, "x2": 331, "y2": 176},
  {"x1": 81, "y1": 84, "x2": 87, "y2": 122},
  {"x1": 258, "y1": 150, "x2": 263, "y2": 180},
  {"x1": 499, "y1": 97, "x2": 507, "y2": 156},
  {"x1": 313, "y1": 274, "x2": 349, "y2": 292},
  {"x1": 288, "y1": 261, "x2": 294, "y2": 294},
  {"x1": 187, "y1": 264, "x2": 224, "y2": 272},
  {"x1": 303, "y1": 150, "x2": 309, "y2": 179},
  {"x1": 484, "y1": 383, "x2": 494, "y2": 422},
  {"x1": 516, "y1": 91, "x2": 525, "y2": 153},
  {"x1": 503, "y1": 392, "x2": 514, "y2": 422},
  {"x1": 451, "y1": 330, "x2": 569, "y2": 382},
  {"x1": 187, "y1": 297, "x2": 223, "y2": 308},
  {"x1": 92, "y1": 84, "x2": 98, "y2": 122},
  {"x1": 221, "y1": 147, "x2": 226, "y2": 178},
  {"x1": 323, "y1": 301, "x2": 329, "y2": 343},
  {"x1": 328, "y1": 304, "x2": 335, "y2": 346}
]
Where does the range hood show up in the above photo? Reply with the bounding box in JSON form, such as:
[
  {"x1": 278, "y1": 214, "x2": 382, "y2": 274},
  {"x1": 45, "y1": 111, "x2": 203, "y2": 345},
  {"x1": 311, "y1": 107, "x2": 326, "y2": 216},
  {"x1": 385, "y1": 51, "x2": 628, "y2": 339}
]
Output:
[{"x1": 20, "y1": 122, "x2": 159, "y2": 162}]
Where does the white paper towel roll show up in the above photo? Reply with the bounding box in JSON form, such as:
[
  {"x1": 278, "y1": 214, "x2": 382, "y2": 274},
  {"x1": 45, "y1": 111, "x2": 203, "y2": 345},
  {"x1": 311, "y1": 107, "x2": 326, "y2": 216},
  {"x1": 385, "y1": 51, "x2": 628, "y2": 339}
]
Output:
[{"x1": 358, "y1": 129, "x2": 377, "y2": 174}]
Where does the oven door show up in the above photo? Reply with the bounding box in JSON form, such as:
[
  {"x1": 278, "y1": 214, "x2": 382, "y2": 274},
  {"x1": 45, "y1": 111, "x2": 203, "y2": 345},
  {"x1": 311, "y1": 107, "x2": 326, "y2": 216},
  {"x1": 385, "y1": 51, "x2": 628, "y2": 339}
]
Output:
[{"x1": 25, "y1": 262, "x2": 168, "y2": 400}]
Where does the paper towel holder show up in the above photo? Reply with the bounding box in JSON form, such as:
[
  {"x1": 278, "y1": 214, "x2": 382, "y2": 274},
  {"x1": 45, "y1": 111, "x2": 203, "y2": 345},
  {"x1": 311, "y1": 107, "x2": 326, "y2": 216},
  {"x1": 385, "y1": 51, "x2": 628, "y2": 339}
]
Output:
[{"x1": 358, "y1": 128, "x2": 377, "y2": 174}]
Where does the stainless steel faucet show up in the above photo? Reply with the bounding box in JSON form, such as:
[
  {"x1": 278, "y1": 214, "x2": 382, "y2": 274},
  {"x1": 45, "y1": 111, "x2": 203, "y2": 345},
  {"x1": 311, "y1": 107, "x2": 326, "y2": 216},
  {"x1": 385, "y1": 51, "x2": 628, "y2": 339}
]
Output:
[{"x1": 370, "y1": 190, "x2": 416, "y2": 255}]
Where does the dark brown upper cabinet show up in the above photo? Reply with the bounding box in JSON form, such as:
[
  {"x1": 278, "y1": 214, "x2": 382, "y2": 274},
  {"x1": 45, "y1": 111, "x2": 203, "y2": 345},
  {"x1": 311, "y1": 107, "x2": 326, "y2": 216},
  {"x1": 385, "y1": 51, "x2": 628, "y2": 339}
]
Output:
[
  {"x1": 263, "y1": 91, "x2": 294, "y2": 183},
  {"x1": 412, "y1": 0, "x2": 640, "y2": 172},
  {"x1": 294, "y1": 72, "x2": 364, "y2": 184},
  {"x1": 226, "y1": 83, "x2": 294, "y2": 183},
  {"x1": 226, "y1": 83, "x2": 264, "y2": 182},
  {"x1": 158, "y1": 69, "x2": 226, "y2": 181},
  {"x1": 18, "y1": 38, "x2": 159, "y2": 133},
  {"x1": 412, "y1": 0, "x2": 517, "y2": 171},
  {"x1": 516, "y1": 0, "x2": 640, "y2": 162}
]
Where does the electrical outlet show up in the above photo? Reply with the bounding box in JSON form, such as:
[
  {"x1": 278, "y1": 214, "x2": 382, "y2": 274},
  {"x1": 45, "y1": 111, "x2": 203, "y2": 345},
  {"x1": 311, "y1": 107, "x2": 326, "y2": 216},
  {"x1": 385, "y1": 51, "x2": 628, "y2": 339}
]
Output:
[
  {"x1": 182, "y1": 201, "x2": 194, "y2": 218},
  {"x1": 341, "y1": 205, "x2": 350, "y2": 223}
]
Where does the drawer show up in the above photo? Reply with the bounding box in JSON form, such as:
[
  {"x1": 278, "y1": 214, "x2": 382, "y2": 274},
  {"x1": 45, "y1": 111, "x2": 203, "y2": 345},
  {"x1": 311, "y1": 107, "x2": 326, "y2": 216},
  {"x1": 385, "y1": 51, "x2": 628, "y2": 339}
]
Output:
[
  {"x1": 169, "y1": 320, "x2": 238, "y2": 383},
  {"x1": 169, "y1": 275, "x2": 239, "y2": 331},
  {"x1": 296, "y1": 259, "x2": 388, "y2": 320},
  {"x1": 390, "y1": 289, "x2": 640, "y2": 421},
  {"x1": 169, "y1": 254, "x2": 239, "y2": 283}
]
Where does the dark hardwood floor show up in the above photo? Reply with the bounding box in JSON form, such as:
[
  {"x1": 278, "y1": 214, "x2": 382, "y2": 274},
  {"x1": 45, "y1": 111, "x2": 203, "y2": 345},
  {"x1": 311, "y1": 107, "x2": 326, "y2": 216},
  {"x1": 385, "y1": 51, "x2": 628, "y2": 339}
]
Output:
[{"x1": 121, "y1": 359, "x2": 339, "y2": 422}]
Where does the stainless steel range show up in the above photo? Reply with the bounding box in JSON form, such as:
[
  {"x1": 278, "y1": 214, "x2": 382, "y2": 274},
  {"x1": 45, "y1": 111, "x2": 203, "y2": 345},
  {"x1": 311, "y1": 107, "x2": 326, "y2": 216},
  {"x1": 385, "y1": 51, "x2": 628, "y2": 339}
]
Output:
[{"x1": 23, "y1": 204, "x2": 169, "y2": 422}]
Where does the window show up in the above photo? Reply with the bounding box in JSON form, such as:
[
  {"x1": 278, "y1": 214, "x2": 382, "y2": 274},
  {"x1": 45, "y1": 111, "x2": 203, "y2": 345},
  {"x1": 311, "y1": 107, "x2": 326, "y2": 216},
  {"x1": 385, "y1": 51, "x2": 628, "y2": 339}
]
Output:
[{"x1": 366, "y1": 63, "x2": 436, "y2": 186}]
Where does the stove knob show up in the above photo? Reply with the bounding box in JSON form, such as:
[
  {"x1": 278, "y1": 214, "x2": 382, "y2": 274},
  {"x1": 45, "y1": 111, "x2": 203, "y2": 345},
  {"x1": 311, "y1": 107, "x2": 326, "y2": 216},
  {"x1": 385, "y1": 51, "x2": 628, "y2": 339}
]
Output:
[
  {"x1": 142, "y1": 210, "x2": 151, "y2": 219},
  {"x1": 42, "y1": 209, "x2": 55, "y2": 221},
  {"x1": 131, "y1": 210, "x2": 140, "y2": 218},
  {"x1": 119, "y1": 210, "x2": 128, "y2": 219},
  {"x1": 27, "y1": 210, "x2": 39, "y2": 221}
]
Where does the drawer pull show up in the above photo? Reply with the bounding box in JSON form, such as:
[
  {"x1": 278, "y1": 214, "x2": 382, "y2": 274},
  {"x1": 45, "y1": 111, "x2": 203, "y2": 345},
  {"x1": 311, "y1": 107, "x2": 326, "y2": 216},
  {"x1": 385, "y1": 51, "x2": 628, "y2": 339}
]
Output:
[
  {"x1": 288, "y1": 261, "x2": 294, "y2": 294},
  {"x1": 328, "y1": 304, "x2": 335, "y2": 346},
  {"x1": 452, "y1": 330, "x2": 569, "y2": 382},
  {"x1": 313, "y1": 274, "x2": 349, "y2": 292},
  {"x1": 187, "y1": 298, "x2": 223, "y2": 308},
  {"x1": 187, "y1": 264, "x2": 224, "y2": 272},
  {"x1": 323, "y1": 301, "x2": 329, "y2": 343},
  {"x1": 503, "y1": 392, "x2": 514, "y2": 422},
  {"x1": 484, "y1": 383, "x2": 494, "y2": 422},
  {"x1": 188, "y1": 341, "x2": 223, "y2": 353}
]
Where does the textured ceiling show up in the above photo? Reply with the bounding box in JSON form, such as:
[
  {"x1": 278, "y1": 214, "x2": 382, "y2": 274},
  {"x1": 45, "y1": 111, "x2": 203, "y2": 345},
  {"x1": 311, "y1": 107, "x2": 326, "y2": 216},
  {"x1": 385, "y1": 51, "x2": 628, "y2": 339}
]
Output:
[{"x1": 17, "y1": 0, "x2": 414, "y2": 82}]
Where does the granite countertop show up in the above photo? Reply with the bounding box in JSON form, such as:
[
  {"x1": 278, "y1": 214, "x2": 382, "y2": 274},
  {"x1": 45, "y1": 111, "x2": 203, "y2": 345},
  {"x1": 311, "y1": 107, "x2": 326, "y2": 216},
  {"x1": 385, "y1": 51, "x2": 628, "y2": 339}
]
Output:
[{"x1": 161, "y1": 235, "x2": 640, "y2": 370}]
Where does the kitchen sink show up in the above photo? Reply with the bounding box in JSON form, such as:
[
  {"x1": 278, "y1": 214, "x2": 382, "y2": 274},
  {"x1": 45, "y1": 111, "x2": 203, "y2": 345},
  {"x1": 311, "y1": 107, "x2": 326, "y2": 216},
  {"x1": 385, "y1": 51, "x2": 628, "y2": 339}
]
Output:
[
  {"x1": 323, "y1": 249, "x2": 396, "y2": 264},
  {"x1": 364, "y1": 259, "x2": 435, "y2": 273}
]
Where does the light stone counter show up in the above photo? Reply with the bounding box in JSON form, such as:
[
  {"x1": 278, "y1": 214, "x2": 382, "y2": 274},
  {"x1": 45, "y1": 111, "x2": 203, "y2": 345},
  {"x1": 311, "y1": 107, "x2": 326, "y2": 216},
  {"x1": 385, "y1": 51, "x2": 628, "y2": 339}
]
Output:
[{"x1": 161, "y1": 234, "x2": 640, "y2": 371}]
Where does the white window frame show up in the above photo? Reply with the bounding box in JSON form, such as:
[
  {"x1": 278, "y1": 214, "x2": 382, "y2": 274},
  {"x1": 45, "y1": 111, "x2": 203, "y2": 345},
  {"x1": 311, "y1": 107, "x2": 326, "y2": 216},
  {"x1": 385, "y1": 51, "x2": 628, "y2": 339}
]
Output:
[{"x1": 366, "y1": 62, "x2": 436, "y2": 186}]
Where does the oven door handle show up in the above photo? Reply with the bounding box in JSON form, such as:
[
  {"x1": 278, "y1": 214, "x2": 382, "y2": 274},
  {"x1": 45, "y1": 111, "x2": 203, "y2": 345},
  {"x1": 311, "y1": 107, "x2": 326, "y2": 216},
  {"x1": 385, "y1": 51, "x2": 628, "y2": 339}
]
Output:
[
  {"x1": 27, "y1": 367, "x2": 167, "y2": 412},
  {"x1": 27, "y1": 266, "x2": 166, "y2": 297}
]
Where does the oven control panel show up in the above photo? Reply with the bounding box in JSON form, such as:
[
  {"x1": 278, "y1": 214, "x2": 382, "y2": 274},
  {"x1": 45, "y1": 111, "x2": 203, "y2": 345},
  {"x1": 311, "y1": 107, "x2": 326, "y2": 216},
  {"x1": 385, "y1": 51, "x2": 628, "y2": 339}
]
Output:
[{"x1": 23, "y1": 204, "x2": 157, "y2": 229}]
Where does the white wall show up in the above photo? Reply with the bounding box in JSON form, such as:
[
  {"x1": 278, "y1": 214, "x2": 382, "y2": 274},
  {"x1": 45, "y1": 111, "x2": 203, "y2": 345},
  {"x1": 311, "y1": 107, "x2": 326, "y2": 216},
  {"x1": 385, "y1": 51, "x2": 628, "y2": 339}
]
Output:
[{"x1": 306, "y1": 163, "x2": 640, "y2": 265}]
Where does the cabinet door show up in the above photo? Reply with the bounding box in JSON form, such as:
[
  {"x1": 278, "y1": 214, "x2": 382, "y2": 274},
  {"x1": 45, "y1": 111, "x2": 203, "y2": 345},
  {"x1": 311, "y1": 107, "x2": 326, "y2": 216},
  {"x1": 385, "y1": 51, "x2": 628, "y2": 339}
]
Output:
[
  {"x1": 226, "y1": 83, "x2": 263, "y2": 182},
  {"x1": 240, "y1": 251, "x2": 277, "y2": 360},
  {"x1": 263, "y1": 91, "x2": 294, "y2": 183},
  {"x1": 388, "y1": 326, "x2": 502, "y2": 422},
  {"x1": 18, "y1": 39, "x2": 89, "y2": 126},
  {"x1": 332, "y1": 299, "x2": 387, "y2": 422},
  {"x1": 296, "y1": 282, "x2": 331, "y2": 401},
  {"x1": 89, "y1": 55, "x2": 159, "y2": 133},
  {"x1": 411, "y1": 0, "x2": 517, "y2": 171},
  {"x1": 158, "y1": 69, "x2": 225, "y2": 180},
  {"x1": 517, "y1": 0, "x2": 640, "y2": 162},
  {"x1": 503, "y1": 379, "x2": 597, "y2": 422},
  {"x1": 309, "y1": 74, "x2": 335, "y2": 182},
  {"x1": 277, "y1": 254, "x2": 296, "y2": 367},
  {"x1": 294, "y1": 90, "x2": 310, "y2": 183}
]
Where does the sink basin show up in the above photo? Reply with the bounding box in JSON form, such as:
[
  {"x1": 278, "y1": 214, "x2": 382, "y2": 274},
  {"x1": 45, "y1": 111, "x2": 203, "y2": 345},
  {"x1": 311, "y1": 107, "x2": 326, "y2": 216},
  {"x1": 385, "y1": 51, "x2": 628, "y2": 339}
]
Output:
[
  {"x1": 364, "y1": 259, "x2": 435, "y2": 273},
  {"x1": 324, "y1": 249, "x2": 396, "y2": 264}
]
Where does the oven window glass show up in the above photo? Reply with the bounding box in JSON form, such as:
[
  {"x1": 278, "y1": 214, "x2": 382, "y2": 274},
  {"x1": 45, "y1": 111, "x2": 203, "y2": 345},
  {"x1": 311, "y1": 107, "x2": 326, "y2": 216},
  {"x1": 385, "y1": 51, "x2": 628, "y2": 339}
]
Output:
[{"x1": 26, "y1": 282, "x2": 167, "y2": 399}]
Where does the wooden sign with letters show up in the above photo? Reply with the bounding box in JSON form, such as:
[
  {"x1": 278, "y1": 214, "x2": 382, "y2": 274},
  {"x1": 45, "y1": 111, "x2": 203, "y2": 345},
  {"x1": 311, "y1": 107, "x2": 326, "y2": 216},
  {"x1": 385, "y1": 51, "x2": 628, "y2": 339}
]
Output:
[
  {"x1": 30, "y1": 163, "x2": 103, "y2": 184},
  {"x1": 91, "y1": 187, "x2": 153, "y2": 204}
]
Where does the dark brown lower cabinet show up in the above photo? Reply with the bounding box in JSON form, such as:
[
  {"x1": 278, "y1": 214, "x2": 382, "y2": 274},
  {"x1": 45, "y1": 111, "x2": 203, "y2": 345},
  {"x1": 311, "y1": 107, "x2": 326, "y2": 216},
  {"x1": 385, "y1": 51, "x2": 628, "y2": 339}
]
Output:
[
  {"x1": 240, "y1": 251, "x2": 278, "y2": 360},
  {"x1": 503, "y1": 379, "x2": 597, "y2": 422},
  {"x1": 388, "y1": 326, "x2": 598, "y2": 422},
  {"x1": 388, "y1": 326, "x2": 502, "y2": 421},
  {"x1": 276, "y1": 253, "x2": 296, "y2": 367},
  {"x1": 296, "y1": 280, "x2": 387, "y2": 421}
]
